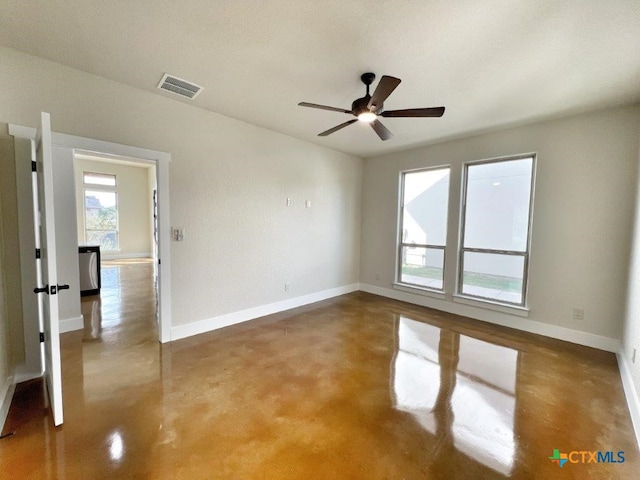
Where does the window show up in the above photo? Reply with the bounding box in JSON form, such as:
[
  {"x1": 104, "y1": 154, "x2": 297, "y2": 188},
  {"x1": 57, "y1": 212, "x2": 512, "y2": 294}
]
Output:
[
  {"x1": 83, "y1": 172, "x2": 119, "y2": 251},
  {"x1": 459, "y1": 156, "x2": 535, "y2": 306},
  {"x1": 83, "y1": 172, "x2": 116, "y2": 187},
  {"x1": 398, "y1": 167, "x2": 450, "y2": 290}
]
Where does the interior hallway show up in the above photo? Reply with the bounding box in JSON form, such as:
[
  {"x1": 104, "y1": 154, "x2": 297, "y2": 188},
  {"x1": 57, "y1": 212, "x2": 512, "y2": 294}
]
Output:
[{"x1": 0, "y1": 260, "x2": 638, "y2": 479}]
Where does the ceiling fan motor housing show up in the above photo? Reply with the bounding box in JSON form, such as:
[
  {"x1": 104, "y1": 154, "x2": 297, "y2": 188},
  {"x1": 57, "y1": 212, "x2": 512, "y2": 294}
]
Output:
[{"x1": 351, "y1": 95, "x2": 378, "y2": 117}]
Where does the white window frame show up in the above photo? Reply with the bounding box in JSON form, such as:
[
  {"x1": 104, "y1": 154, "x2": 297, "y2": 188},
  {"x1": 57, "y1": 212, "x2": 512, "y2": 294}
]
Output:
[
  {"x1": 83, "y1": 172, "x2": 119, "y2": 252},
  {"x1": 396, "y1": 165, "x2": 451, "y2": 292},
  {"x1": 457, "y1": 154, "x2": 536, "y2": 307}
]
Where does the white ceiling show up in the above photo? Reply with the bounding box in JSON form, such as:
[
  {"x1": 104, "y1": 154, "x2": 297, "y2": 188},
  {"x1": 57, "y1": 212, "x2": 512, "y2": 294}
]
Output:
[{"x1": 1, "y1": 1, "x2": 639, "y2": 158}]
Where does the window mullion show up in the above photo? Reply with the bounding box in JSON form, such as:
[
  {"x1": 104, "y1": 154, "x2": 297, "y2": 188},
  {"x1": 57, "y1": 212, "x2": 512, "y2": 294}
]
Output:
[{"x1": 462, "y1": 247, "x2": 526, "y2": 256}]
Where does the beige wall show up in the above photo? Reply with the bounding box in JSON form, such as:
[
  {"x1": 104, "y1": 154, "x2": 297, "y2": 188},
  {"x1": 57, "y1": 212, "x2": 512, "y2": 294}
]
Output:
[
  {"x1": 0, "y1": 46, "x2": 362, "y2": 333},
  {"x1": 361, "y1": 104, "x2": 640, "y2": 342},
  {"x1": 74, "y1": 158, "x2": 154, "y2": 258}
]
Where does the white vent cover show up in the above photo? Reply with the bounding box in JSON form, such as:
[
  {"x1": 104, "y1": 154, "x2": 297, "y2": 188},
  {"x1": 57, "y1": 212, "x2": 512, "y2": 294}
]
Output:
[{"x1": 157, "y1": 73, "x2": 203, "y2": 99}]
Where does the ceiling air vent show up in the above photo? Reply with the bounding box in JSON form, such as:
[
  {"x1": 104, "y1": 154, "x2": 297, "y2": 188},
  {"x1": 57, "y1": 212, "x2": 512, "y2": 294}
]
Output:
[{"x1": 157, "y1": 73, "x2": 203, "y2": 99}]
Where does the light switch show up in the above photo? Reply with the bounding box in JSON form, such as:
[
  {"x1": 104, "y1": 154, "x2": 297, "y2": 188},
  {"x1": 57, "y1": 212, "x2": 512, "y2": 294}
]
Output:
[{"x1": 173, "y1": 227, "x2": 184, "y2": 241}]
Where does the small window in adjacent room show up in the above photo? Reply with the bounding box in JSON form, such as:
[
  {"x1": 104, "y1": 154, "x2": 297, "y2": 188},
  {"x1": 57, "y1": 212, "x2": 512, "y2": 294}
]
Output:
[
  {"x1": 459, "y1": 155, "x2": 535, "y2": 306},
  {"x1": 83, "y1": 172, "x2": 119, "y2": 251},
  {"x1": 83, "y1": 172, "x2": 116, "y2": 187},
  {"x1": 397, "y1": 167, "x2": 450, "y2": 290}
]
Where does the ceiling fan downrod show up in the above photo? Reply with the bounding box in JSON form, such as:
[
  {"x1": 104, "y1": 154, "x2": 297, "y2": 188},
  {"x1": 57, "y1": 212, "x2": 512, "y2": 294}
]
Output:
[{"x1": 361, "y1": 72, "x2": 376, "y2": 96}]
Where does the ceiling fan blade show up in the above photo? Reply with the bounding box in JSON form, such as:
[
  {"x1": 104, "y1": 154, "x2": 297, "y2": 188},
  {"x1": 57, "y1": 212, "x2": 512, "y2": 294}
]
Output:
[
  {"x1": 298, "y1": 102, "x2": 351, "y2": 114},
  {"x1": 318, "y1": 119, "x2": 358, "y2": 137},
  {"x1": 370, "y1": 119, "x2": 393, "y2": 141},
  {"x1": 367, "y1": 75, "x2": 401, "y2": 109},
  {"x1": 381, "y1": 107, "x2": 445, "y2": 118}
]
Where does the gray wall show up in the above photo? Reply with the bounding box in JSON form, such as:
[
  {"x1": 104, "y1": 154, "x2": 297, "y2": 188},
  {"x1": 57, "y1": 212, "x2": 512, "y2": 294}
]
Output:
[
  {"x1": 0, "y1": 166, "x2": 12, "y2": 417},
  {"x1": 0, "y1": 45, "x2": 363, "y2": 341},
  {"x1": 361, "y1": 104, "x2": 640, "y2": 341},
  {"x1": 622, "y1": 122, "x2": 640, "y2": 438},
  {"x1": 0, "y1": 127, "x2": 24, "y2": 368}
]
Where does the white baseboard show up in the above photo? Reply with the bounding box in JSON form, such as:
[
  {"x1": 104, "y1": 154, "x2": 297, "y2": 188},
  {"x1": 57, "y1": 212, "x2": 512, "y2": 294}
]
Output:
[
  {"x1": 101, "y1": 252, "x2": 152, "y2": 260},
  {"x1": 171, "y1": 283, "x2": 360, "y2": 341},
  {"x1": 13, "y1": 364, "x2": 42, "y2": 384},
  {"x1": 171, "y1": 282, "x2": 620, "y2": 352},
  {"x1": 617, "y1": 347, "x2": 640, "y2": 449},
  {"x1": 60, "y1": 315, "x2": 84, "y2": 334},
  {"x1": 360, "y1": 283, "x2": 620, "y2": 352},
  {"x1": 0, "y1": 376, "x2": 16, "y2": 432}
]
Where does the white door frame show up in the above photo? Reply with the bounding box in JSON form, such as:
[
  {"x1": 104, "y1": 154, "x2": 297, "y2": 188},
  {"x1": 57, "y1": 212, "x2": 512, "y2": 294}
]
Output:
[{"x1": 9, "y1": 125, "x2": 173, "y2": 351}]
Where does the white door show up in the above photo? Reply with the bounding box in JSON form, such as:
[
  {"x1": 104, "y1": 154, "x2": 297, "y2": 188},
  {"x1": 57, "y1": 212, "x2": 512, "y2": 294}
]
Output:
[{"x1": 32, "y1": 112, "x2": 65, "y2": 426}]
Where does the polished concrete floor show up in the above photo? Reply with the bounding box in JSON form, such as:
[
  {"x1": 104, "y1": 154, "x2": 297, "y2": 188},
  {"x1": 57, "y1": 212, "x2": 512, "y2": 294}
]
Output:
[{"x1": 1, "y1": 260, "x2": 638, "y2": 479}]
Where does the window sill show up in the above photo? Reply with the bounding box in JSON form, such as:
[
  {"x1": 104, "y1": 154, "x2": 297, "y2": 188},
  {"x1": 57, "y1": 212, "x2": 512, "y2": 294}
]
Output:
[
  {"x1": 392, "y1": 283, "x2": 446, "y2": 300},
  {"x1": 453, "y1": 294, "x2": 529, "y2": 317}
]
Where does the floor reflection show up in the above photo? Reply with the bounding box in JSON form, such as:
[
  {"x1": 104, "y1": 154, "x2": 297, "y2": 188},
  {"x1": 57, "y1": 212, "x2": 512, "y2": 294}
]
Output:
[
  {"x1": 4, "y1": 282, "x2": 637, "y2": 478},
  {"x1": 100, "y1": 263, "x2": 121, "y2": 289},
  {"x1": 392, "y1": 316, "x2": 518, "y2": 476},
  {"x1": 107, "y1": 430, "x2": 125, "y2": 464},
  {"x1": 81, "y1": 296, "x2": 102, "y2": 341},
  {"x1": 392, "y1": 321, "x2": 441, "y2": 433},
  {"x1": 79, "y1": 259, "x2": 160, "y2": 404},
  {"x1": 99, "y1": 264, "x2": 122, "y2": 326}
]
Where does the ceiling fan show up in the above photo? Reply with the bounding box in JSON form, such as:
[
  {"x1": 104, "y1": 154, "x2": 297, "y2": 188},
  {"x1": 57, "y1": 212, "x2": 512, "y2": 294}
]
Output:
[{"x1": 298, "y1": 72, "x2": 445, "y2": 141}]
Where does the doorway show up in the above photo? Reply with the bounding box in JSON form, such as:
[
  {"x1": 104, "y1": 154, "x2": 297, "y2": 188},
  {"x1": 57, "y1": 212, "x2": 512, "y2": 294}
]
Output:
[
  {"x1": 8, "y1": 124, "x2": 173, "y2": 382},
  {"x1": 73, "y1": 151, "x2": 159, "y2": 342}
]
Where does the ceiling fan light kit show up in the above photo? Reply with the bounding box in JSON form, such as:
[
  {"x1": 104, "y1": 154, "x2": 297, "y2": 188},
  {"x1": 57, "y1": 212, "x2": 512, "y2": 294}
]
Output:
[
  {"x1": 299, "y1": 72, "x2": 445, "y2": 141},
  {"x1": 357, "y1": 112, "x2": 377, "y2": 123}
]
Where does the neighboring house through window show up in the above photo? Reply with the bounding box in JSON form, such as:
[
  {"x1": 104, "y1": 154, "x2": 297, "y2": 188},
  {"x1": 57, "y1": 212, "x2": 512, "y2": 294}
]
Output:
[
  {"x1": 83, "y1": 172, "x2": 119, "y2": 251},
  {"x1": 398, "y1": 167, "x2": 450, "y2": 290},
  {"x1": 396, "y1": 154, "x2": 535, "y2": 309},
  {"x1": 459, "y1": 155, "x2": 535, "y2": 306}
]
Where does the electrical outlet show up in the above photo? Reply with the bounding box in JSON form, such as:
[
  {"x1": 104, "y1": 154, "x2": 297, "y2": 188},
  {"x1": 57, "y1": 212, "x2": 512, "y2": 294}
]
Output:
[
  {"x1": 284, "y1": 283, "x2": 289, "y2": 292},
  {"x1": 305, "y1": 200, "x2": 311, "y2": 208},
  {"x1": 572, "y1": 308, "x2": 584, "y2": 320},
  {"x1": 286, "y1": 197, "x2": 292, "y2": 207}
]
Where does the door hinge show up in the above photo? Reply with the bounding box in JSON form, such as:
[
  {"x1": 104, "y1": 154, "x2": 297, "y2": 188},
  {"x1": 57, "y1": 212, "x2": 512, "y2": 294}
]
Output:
[
  {"x1": 31, "y1": 160, "x2": 37, "y2": 172},
  {"x1": 39, "y1": 332, "x2": 44, "y2": 343},
  {"x1": 35, "y1": 248, "x2": 41, "y2": 259}
]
